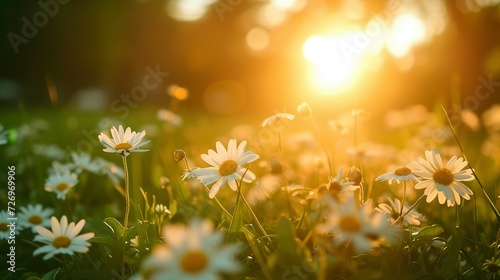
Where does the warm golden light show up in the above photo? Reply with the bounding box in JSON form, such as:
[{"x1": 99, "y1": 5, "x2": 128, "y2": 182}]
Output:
[
  {"x1": 302, "y1": 35, "x2": 361, "y2": 94},
  {"x1": 386, "y1": 14, "x2": 426, "y2": 57}
]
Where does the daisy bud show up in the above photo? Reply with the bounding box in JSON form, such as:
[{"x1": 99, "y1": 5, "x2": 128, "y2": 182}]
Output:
[
  {"x1": 347, "y1": 166, "x2": 363, "y2": 185},
  {"x1": 173, "y1": 149, "x2": 186, "y2": 162},
  {"x1": 297, "y1": 102, "x2": 312, "y2": 118}
]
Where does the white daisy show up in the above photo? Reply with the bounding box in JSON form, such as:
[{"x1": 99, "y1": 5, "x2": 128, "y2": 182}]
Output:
[
  {"x1": 320, "y1": 198, "x2": 396, "y2": 254},
  {"x1": 93, "y1": 158, "x2": 125, "y2": 184},
  {"x1": 189, "y1": 139, "x2": 259, "y2": 198},
  {"x1": 261, "y1": 113, "x2": 295, "y2": 129},
  {"x1": 44, "y1": 171, "x2": 78, "y2": 200},
  {"x1": 412, "y1": 150, "x2": 474, "y2": 207},
  {"x1": 157, "y1": 109, "x2": 183, "y2": 127},
  {"x1": 376, "y1": 166, "x2": 419, "y2": 185},
  {"x1": 319, "y1": 168, "x2": 358, "y2": 202},
  {"x1": 18, "y1": 204, "x2": 54, "y2": 233},
  {"x1": 376, "y1": 197, "x2": 425, "y2": 227},
  {"x1": 135, "y1": 219, "x2": 240, "y2": 280},
  {"x1": 0, "y1": 210, "x2": 19, "y2": 240},
  {"x1": 246, "y1": 174, "x2": 281, "y2": 206},
  {"x1": 33, "y1": 216, "x2": 95, "y2": 260},
  {"x1": 67, "y1": 152, "x2": 100, "y2": 174},
  {"x1": 98, "y1": 125, "x2": 150, "y2": 156}
]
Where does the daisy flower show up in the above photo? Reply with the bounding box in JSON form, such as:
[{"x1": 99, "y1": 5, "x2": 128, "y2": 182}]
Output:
[
  {"x1": 376, "y1": 166, "x2": 418, "y2": 185},
  {"x1": 0, "y1": 210, "x2": 19, "y2": 240},
  {"x1": 93, "y1": 158, "x2": 125, "y2": 184},
  {"x1": 412, "y1": 150, "x2": 474, "y2": 207},
  {"x1": 67, "y1": 152, "x2": 99, "y2": 174},
  {"x1": 98, "y1": 125, "x2": 150, "y2": 156},
  {"x1": 33, "y1": 216, "x2": 95, "y2": 260},
  {"x1": 376, "y1": 197, "x2": 425, "y2": 226},
  {"x1": 261, "y1": 113, "x2": 295, "y2": 130},
  {"x1": 44, "y1": 171, "x2": 78, "y2": 200},
  {"x1": 135, "y1": 219, "x2": 240, "y2": 280},
  {"x1": 189, "y1": 139, "x2": 259, "y2": 198},
  {"x1": 319, "y1": 198, "x2": 396, "y2": 254},
  {"x1": 18, "y1": 204, "x2": 54, "y2": 233},
  {"x1": 318, "y1": 168, "x2": 358, "y2": 202}
]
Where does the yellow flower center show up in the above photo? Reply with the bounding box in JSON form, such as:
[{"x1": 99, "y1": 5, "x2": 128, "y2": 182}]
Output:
[
  {"x1": 52, "y1": 236, "x2": 72, "y2": 248},
  {"x1": 115, "y1": 142, "x2": 133, "y2": 151},
  {"x1": 29, "y1": 215, "x2": 43, "y2": 225},
  {"x1": 56, "y1": 183, "x2": 68, "y2": 191},
  {"x1": 433, "y1": 168, "x2": 455, "y2": 186},
  {"x1": 0, "y1": 223, "x2": 7, "y2": 232},
  {"x1": 219, "y1": 160, "x2": 238, "y2": 176},
  {"x1": 394, "y1": 167, "x2": 412, "y2": 176},
  {"x1": 180, "y1": 250, "x2": 209, "y2": 274},
  {"x1": 339, "y1": 215, "x2": 361, "y2": 232}
]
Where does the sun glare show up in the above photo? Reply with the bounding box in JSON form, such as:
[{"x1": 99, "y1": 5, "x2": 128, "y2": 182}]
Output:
[
  {"x1": 387, "y1": 14, "x2": 426, "y2": 57},
  {"x1": 302, "y1": 35, "x2": 361, "y2": 95}
]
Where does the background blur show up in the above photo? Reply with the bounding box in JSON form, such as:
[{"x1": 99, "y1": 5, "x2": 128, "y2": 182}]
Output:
[{"x1": 1, "y1": 0, "x2": 500, "y2": 118}]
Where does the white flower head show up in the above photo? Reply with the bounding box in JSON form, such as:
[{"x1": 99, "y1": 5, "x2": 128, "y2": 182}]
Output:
[
  {"x1": 98, "y1": 125, "x2": 150, "y2": 156},
  {"x1": 44, "y1": 171, "x2": 78, "y2": 200},
  {"x1": 18, "y1": 204, "x2": 54, "y2": 233},
  {"x1": 412, "y1": 150, "x2": 474, "y2": 207},
  {"x1": 67, "y1": 152, "x2": 100, "y2": 174},
  {"x1": 376, "y1": 197, "x2": 425, "y2": 226},
  {"x1": 135, "y1": 219, "x2": 240, "y2": 280},
  {"x1": 319, "y1": 198, "x2": 397, "y2": 254},
  {"x1": 261, "y1": 113, "x2": 295, "y2": 130},
  {"x1": 33, "y1": 216, "x2": 95, "y2": 260},
  {"x1": 190, "y1": 139, "x2": 259, "y2": 198},
  {"x1": 376, "y1": 166, "x2": 418, "y2": 185},
  {"x1": 319, "y1": 168, "x2": 359, "y2": 202}
]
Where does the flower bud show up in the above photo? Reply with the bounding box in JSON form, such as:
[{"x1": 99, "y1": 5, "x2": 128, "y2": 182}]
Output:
[{"x1": 173, "y1": 149, "x2": 186, "y2": 162}]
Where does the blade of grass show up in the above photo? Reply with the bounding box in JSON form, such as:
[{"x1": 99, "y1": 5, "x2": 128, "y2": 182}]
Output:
[{"x1": 442, "y1": 106, "x2": 500, "y2": 223}]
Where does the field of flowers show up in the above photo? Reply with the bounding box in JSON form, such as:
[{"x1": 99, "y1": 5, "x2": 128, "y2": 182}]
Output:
[{"x1": 1, "y1": 98, "x2": 500, "y2": 280}]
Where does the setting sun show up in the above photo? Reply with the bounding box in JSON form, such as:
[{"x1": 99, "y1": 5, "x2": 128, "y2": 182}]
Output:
[{"x1": 303, "y1": 34, "x2": 363, "y2": 94}]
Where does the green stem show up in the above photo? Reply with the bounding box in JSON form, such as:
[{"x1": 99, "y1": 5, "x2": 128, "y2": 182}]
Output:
[
  {"x1": 121, "y1": 155, "x2": 130, "y2": 237},
  {"x1": 393, "y1": 194, "x2": 425, "y2": 225},
  {"x1": 204, "y1": 185, "x2": 233, "y2": 219},
  {"x1": 278, "y1": 130, "x2": 295, "y2": 220},
  {"x1": 442, "y1": 106, "x2": 500, "y2": 223},
  {"x1": 239, "y1": 189, "x2": 275, "y2": 250},
  {"x1": 400, "y1": 180, "x2": 407, "y2": 227},
  {"x1": 227, "y1": 183, "x2": 242, "y2": 234}
]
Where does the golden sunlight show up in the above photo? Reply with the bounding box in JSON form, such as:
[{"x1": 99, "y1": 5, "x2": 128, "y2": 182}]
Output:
[
  {"x1": 386, "y1": 14, "x2": 426, "y2": 57},
  {"x1": 302, "y1": 34, "x2": 361, "y2": 95}
]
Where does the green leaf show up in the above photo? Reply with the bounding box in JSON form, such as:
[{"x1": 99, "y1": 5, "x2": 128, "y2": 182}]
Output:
[
  {"x1": 41, "y1": 268, "x2": 59, "y2": 280},
  {"x1": 437, "y1": 229, "x2": 462, "y2": 279},
  {"x1": 90, "y1": 236, "x2": 118, "y2": 247},
  {"x1": 242, "y1": 225, "x2": 274, "y2": 280},
  {"x1": 103, "y1": 217, "x2": 124, "y2": 240},
  {"x1": 412, "y1": 224, "x2": 444, "y2": 240}
]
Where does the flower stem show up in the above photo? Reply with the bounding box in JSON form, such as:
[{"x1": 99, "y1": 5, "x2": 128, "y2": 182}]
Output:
[
  {"x1": 121, "y1": 155, "x2": 130, "y2": 237},
  {"x1": 238, "y1": 189, "x2": 274, "y2": 250},
  {"x1": 400, "y1": 180, "x2": 407, "y2": 227},
  {"x1": 393, "y1": 194, "x2": 425, "y2": 225},
  {"x1": 204, "y1": 185, "x2": 233, "y2": 219},
  {"x1": 227, "y1": 183, "x2": 242, "y2": 234},
  {"x1": 278, "y1": 130, "x2": 295, "y2": 220}
]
